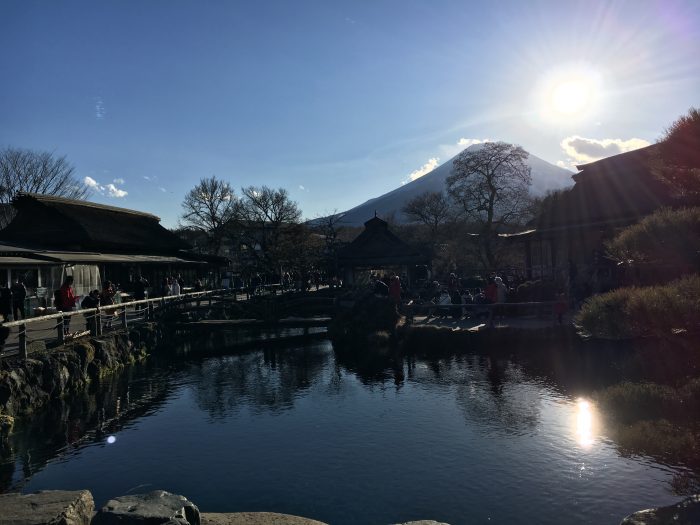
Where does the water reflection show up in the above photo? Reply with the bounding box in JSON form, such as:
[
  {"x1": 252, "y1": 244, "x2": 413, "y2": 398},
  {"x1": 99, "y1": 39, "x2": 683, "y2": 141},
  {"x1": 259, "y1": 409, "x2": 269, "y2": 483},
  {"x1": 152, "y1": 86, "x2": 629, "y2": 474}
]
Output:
[
  {"x1": 2, "y1": 337, "x2": 697, "y2": 523},
  {"x1": 0, "y1": 365, "x2": 173, "y2": 493},
  {"x1": 575, "y1": 399, "x2": 595, "y2": 449},
  {"x1": 189, "y1": 345, "x2": 330, "y2": 418}
]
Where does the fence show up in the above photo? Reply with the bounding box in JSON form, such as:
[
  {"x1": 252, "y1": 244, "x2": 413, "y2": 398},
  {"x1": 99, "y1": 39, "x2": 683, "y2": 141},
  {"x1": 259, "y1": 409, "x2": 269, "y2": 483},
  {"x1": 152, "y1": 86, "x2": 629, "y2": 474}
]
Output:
[
  {"x1": 1, "y1": 289, "x2": 233, "y2": 361},
  {"x1": 404, "y1": 300, "x2": 561, "y2": 326}
]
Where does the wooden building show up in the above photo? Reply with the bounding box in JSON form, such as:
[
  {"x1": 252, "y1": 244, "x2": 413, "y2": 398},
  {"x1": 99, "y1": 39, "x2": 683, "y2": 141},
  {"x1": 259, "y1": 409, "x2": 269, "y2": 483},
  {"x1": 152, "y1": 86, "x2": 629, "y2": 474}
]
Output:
[
  {"x1": 0, "y1": 193, "x2": 228, "y2": 311},
  {"x1": 507, "y1": 145, "x2": 675, "y2": 291},
  {"x1": 337, "y1": 216, "x2": 428, "y2": 286}
]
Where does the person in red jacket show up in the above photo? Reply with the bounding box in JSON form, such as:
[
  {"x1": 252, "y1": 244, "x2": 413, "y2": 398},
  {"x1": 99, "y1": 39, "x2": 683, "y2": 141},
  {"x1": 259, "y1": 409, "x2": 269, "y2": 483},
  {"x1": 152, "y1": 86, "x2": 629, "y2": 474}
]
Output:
[{"x1": 58, "y1": 276, "x2": 79, "y2": 334}]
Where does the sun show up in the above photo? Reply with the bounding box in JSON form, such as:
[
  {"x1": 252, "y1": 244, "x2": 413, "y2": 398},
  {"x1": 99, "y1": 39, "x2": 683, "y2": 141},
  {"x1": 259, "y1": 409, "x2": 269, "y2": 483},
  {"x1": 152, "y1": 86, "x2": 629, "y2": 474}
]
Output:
[{"x1": 537, "y1": 65, "x2": 602, "y2": 123}]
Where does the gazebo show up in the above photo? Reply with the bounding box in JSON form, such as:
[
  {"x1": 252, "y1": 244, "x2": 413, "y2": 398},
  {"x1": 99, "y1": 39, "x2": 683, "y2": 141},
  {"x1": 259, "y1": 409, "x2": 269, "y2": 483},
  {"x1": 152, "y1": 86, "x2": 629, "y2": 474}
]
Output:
[{"x1": 337, "y1": 216, "x2": 428, "y2": 286}]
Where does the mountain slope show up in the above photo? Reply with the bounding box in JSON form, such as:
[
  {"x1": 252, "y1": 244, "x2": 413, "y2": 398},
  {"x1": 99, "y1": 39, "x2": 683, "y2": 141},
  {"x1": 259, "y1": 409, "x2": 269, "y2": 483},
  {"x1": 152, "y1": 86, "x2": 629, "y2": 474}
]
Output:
[{"x1": 335, "y1": 145, "x2": 574, "y2": 226}]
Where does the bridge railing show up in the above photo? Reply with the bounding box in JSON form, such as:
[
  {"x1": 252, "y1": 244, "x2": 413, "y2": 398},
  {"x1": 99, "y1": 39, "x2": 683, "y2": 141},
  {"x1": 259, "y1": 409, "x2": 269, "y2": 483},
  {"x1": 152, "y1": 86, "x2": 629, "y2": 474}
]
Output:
[{"x1": 0, "y1": 289, "x2": 234, "y2": 361}]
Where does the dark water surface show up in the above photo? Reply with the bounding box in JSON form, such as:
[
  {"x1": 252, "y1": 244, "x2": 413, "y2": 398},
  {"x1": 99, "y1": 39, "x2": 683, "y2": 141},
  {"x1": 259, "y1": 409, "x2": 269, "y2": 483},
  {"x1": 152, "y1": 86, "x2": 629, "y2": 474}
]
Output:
[{"x1": 1, "y1": 340, "x2": 691, "y2": 524}]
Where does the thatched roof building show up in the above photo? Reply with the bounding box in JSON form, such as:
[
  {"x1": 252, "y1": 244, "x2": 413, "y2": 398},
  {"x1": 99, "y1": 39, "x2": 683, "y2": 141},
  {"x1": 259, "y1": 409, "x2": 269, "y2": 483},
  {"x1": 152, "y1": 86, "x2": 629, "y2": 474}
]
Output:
[
  {"x1": 506, "y1": 145, "x2": 677, "y2": 287},
  {"x1": 0, "y1": 193, "x2": 189, "y2": 254}
]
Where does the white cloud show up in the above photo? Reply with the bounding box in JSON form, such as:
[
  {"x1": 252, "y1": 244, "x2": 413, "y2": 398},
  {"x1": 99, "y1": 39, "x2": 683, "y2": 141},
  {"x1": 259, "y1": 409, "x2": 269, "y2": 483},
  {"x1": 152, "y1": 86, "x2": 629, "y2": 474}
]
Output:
[
  {"x1": 113, "y1": 178, "x2": 125, "y2": 184},
  {"x1": 440, "y1": 137, "x2": 491, "y2": 158},
  {"x1": 560, "y1": 136, "x2": 651, "y2": 164},
  {"x1": 83, "y1": 176, "x2": 100, "y2": 189},
  {"x1": 457, "y1": 138, "x2": 490, "y2": 147},
  {"x1": 105, "y1": 184, "x2": 128, "y2": 198},
  {"x1": 299, "y1": 185, "x2": 305, "y2": 190},
  {"x1": 402, "y1": 157, "x2": 440, "y2": 185},
  {"x1": 143, "y1": 175, "x2": 157, "y2": 182},
  {"x1": 83, "y1": 176, "x2": 128, "y2": 198},
  {"x1": 158, "y1": 187, "x2": 167, "y2": 193}
]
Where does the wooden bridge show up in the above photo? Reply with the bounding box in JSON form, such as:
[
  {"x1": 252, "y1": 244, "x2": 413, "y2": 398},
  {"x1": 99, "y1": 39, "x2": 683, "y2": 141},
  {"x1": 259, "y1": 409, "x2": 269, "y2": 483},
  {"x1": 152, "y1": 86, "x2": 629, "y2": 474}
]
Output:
[{"x1": 0, "y1": 289, "x2": 339, "y2": 361}]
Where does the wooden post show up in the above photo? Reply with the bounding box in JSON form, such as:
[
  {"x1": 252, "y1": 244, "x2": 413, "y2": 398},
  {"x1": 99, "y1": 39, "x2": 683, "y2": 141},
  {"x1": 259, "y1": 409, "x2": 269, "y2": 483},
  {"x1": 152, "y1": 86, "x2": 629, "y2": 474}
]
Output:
[
  {"x1": 121, "y1": 308, "x2": 128, "y2": 329},
  {"x1": 90, "y1": 310, "x2": 99, "y2": 336},
  {"x1": 208, "y1": 294, "x2": 213, "y2": 307},
  {"x1": 148, "y1": 302, "x2": 154, "y2": 321},
  {"x1": 96, "y1": 308, "x2": 102, "y2": 336},
  {"x1": 57, "y1": 317, "x2": 65, "y2": 345},
  {"x1": 18, "y1": 323, "x2": 27, "y2": 360}
]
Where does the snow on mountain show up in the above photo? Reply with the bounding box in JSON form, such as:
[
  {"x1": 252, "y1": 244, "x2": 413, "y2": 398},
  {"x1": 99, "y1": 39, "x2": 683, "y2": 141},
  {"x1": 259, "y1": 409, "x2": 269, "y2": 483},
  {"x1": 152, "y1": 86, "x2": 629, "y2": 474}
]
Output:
[{"x1": 334, "y1": 145, "x2": 575, "y2": 227}]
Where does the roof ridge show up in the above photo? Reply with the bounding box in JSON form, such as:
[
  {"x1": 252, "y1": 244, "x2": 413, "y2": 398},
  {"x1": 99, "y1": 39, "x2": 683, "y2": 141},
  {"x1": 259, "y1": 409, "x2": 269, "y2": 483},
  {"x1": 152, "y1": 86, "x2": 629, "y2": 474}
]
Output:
[{"x1": 15, "y1": 192, "x2": 161, "y2": 221}]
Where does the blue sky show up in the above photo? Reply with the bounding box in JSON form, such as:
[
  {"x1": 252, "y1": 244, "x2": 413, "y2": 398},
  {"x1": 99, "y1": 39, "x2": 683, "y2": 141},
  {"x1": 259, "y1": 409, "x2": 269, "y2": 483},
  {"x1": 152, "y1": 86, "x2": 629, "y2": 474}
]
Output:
[{"x1": 1, "y1": 0, "x2": 699, "y2": 227}]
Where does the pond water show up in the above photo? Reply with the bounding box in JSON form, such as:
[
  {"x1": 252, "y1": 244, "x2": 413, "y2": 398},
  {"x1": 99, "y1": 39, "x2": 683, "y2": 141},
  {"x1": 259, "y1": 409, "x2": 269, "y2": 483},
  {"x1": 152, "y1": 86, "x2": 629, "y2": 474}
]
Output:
[{"x1": 1, "y1": 340, "x2": 691, "y2": 524}]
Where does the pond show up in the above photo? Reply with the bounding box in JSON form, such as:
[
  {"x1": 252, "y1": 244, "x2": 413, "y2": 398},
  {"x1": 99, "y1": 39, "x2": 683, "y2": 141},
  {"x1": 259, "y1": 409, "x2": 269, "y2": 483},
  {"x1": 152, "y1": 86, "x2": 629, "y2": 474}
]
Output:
[{"x1": 0, "y1": 340, "x2": 692, "y2": 524}]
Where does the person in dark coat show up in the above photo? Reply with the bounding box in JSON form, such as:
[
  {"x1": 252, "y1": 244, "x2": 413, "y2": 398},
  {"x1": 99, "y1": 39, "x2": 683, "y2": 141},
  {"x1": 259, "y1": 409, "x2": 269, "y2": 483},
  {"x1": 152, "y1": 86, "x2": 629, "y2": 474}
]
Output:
[
  {"x1": 81, "y1": 290, "x2": 101, "y2": 332},
  {"x1": 133, "y1": 276, "x2": 148, "y2": 301},
  {"x1": 11, "y1": 278, "x2": 27, "y2": 320},
  {"x1": 0, "y1": 285, "x2": 12, "y2": 322}
]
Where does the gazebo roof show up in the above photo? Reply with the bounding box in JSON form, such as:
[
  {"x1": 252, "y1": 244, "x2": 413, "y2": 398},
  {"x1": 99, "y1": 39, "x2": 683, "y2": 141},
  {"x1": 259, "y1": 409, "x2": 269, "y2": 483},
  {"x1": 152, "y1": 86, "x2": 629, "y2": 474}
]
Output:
[{"x1": 337, "y1": 215, "x2": 427, "y2": 266}]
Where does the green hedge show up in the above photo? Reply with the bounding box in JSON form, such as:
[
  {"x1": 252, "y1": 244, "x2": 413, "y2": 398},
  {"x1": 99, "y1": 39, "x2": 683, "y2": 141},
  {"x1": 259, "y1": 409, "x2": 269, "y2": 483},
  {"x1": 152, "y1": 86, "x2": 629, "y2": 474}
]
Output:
[
  {"x1": 575, "y1": 274, "x2": 700, "y2": 339},
  {"x1": 606, "y1": 207, "x2": 700, "y2": 267}
]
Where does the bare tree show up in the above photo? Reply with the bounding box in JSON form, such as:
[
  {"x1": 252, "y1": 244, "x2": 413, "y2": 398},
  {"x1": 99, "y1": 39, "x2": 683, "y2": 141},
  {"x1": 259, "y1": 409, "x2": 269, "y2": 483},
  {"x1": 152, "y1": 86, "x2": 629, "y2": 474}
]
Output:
[
  {"x1": 237, "y1": 186, "x2": 303, "y2": 274},
  {"x1": 401, "y1": 191, "x2": 452, "y2": 238},
  {"x1": 0, "y1": 147, "x2": 89, "y2": 203},
  {"x1": 180, "y1": 176, "x2": 237, "y2": 255},
  {"x1": 446, "y1": 142, "x2": 532, "y2": 269}
]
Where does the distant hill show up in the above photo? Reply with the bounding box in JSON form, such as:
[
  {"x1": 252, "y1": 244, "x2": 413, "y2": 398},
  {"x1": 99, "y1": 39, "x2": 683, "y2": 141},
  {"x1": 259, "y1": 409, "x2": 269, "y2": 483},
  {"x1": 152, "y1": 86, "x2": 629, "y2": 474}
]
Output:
[{"x1": 332, "y1": 145, "x2": 574, "y2": 227}]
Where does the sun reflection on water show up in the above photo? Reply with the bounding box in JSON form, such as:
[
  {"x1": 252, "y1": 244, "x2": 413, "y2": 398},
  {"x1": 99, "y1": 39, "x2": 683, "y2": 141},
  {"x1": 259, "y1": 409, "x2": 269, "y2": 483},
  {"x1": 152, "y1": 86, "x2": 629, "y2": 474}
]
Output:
[{"x1": 575, "y1": 399, "x2": 596, "y2": 449}]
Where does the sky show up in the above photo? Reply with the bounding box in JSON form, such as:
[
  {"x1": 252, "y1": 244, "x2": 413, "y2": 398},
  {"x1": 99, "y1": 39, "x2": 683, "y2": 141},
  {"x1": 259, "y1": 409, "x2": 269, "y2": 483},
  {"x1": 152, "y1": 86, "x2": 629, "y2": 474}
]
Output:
[{"x1": 1, "y1": 0, "x2": 699, "y2": 227}]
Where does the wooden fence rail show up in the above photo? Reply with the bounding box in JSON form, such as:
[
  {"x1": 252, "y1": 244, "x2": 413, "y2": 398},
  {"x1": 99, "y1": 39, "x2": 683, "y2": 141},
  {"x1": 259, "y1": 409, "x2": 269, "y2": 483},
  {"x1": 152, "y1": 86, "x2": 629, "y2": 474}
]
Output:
[{"x1": 1, "y1": 289, "x2": 234, "y2": 360}]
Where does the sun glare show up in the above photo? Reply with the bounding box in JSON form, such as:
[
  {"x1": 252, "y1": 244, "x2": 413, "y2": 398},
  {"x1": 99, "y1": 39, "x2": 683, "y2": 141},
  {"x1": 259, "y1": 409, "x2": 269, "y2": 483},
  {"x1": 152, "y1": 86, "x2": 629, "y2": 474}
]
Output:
[{"x1": 537, "y1": 65, "x2": 602, "y2": 123}]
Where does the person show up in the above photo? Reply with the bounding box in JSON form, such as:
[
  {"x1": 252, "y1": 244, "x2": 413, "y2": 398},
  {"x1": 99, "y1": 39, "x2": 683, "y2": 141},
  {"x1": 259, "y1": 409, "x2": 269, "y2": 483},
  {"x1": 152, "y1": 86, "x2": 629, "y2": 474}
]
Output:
[
  {"x1": 100, "y1": 281, "x2": 116, "y2": 306},
  {"x1": 81, "y1": 290, "x2": 101, "y2": 332},
  {"x1": 161, "y1": 277, "x2": 171, "y2": 297},
  {"x1": 194, "y1": 279, "x2": 203, "y2": 292},
  {"x1": 11, "y1": 278, "x2": 26, "y2": 321},
  {"x1": 0, "y1": 285, "x2": 12, "y2": 322},
  {"x1": 58, "y1": 276, "x2": 79, "y2": 334},
  {"x1": 495, "y1": 276, "x2": 508, "y2": 304},
  {"x1": 373, "y1": 277, "x2": 389, "y2": 297},
  {"x1": 494, "y1": 276, "x2": 509, "y2": 321},
  {"x1": 447, "y1": 273, "x2": 458, "y2": 295},
  {"x1": 485, "y1": 276, "x2": 497, "y2": 304},
  {"x1": 171, "y1": 277, "x2": 181, "y2": 296},
  {"x1": 388, "y1": 274, "x2": 401, "y2": 307},
  {"x1": 133, "y1": 275, "x2": 149, "y2": 301}
]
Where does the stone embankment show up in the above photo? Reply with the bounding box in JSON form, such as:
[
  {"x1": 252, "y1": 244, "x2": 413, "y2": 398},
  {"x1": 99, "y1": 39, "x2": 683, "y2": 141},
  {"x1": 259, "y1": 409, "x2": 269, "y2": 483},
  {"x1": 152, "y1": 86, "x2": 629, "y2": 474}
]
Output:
[
  {"x1": 0, "y1": 489, "x2": 447, "y2": 525},
  {"x1": 0, "y1": 323, "x2": 159, "y2": 424}
]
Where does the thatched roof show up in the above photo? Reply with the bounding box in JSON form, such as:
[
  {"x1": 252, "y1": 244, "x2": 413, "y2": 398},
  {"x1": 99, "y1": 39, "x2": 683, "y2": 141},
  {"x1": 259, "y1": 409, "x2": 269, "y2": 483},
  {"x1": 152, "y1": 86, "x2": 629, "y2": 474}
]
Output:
[
  {"x1": 337, "y1": 216, "x2": 427, "y2": 266},
  {"x1": 0, "y1": 193, "x2": 190, "y2": 254},
  {"x1": 533, "y1": 145, "x2": 674, "y2": 231}
]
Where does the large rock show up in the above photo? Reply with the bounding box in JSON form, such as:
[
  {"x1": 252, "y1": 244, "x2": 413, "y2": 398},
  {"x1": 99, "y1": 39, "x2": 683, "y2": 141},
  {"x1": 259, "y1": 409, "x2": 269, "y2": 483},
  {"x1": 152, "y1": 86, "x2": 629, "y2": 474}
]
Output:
[
  {"x1": 201, "y1": 514, "x2": 327, "y2": 525},
  {"x1": 620, "y1": 495, "x2": 700, "y2": 524},
  {"x1": 0, "y1": 490, "x2": 94, "y2": 525},
  {"x1": 93, "y1": 491, "x2": 200, "y2": 525}
]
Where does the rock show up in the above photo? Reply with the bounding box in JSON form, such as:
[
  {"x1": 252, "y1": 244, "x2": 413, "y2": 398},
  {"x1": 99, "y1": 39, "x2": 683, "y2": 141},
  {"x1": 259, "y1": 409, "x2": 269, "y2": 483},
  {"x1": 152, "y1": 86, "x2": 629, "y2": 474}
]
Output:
[
  {"x1": 0, "y1": 414, "x2": 14, "y2": 434},
  {"x1": 93, "y1": 490, "x2": 200, "y2": 525},
  {"x1": 201, "y1": 513, "x2": 328, "y2": 525},
  {"x1": 620, "y1": 494, "x2": 700, "y2": 524},
  {"x1": 0, "y1": 489, "x2": 94, "y2": 525}
]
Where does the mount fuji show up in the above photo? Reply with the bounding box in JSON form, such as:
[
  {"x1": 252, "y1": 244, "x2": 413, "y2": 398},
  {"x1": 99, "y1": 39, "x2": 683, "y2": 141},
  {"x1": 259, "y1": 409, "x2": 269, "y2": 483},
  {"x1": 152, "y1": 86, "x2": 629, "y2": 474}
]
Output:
[{"x1": 334, "y1": 145, "x2": 575, "y2": 227}]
